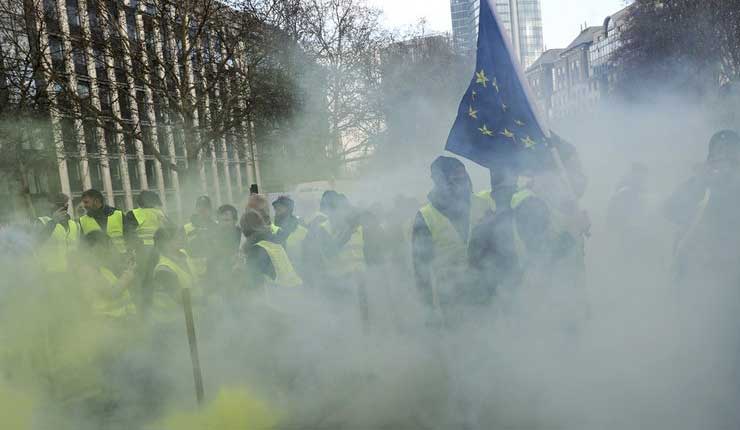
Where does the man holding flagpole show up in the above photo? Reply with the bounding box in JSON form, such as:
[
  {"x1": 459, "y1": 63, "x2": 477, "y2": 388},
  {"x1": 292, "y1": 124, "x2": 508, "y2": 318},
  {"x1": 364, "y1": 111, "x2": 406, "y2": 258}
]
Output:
[{"x1": 444, "y1": 0, "x2": 589, "y2": 303}]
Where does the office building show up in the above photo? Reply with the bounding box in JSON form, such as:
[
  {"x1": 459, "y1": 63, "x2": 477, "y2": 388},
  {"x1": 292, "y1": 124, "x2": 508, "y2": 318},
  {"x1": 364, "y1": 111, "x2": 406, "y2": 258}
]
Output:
[{"x1": 450, "y1": 0, "x2": 544, "y2": 69}]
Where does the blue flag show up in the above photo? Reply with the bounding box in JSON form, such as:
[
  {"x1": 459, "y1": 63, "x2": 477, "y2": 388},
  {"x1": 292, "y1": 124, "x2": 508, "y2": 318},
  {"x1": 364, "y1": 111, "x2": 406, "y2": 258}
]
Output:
[{"x1": 446, "y1": 0, "x2": 548, "y2": 170}]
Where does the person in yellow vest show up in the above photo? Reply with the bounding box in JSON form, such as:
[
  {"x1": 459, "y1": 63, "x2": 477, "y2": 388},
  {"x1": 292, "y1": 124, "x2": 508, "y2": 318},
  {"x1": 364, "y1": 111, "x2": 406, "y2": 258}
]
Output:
[
  {"x1": 150, "y1": 226, "x2": 197, "y2": 319},
  {"x1": 183, "y1": 196, "x2": 217, "y2": 278},
  {"x1": 79, "y1": 188, "x2": 127, "y2": 255},
  {"x1": 205, "y1": 204, "x2": 243, "y2": 293},
  {"x1": 36, "y1": 192, "x2": 80, "y2": 274},
  {"x1": 665, "y1": 130, "x2": 740, "y2": 289},
  {"x1": 79, "y1": 230, "x2": 137, "y2": 321},
  {"x1": 124, "y1": 190, "x2": 169, "y2": 249},
  {"x1": 124, "y1": 190, "x2": 170, "y2": 315},
  {"x1": 411, "y1": 156, "x2": 489, "y2": 314},
  {"x1": 272, "y1": 195, "x2": 308, "y2": 274},
  {"x1": 471, "y1": 152, "x2": 589, "y2": 300},
  {"x1": 240, "y1": 195, "x2": 302, "y2": 292}
]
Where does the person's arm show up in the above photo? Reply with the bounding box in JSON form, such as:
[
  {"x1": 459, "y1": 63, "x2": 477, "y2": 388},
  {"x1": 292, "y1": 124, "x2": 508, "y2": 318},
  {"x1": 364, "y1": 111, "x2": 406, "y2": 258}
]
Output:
[
  {"x1": 35, "y1": 218, "x2": 57, "y2": 243},
  {"x1": 123, "y1": 211, "x2": 139, "y2": 249},
  {"x1": 412, "y1": 211, "x2": 434, "y2": 306}
]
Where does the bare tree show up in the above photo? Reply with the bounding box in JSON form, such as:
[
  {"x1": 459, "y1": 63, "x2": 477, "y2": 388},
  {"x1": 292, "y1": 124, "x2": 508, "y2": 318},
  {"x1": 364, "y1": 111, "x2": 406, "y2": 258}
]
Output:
[{"x1": 297, "y1": 0, "x2": 388, "y2": 173}]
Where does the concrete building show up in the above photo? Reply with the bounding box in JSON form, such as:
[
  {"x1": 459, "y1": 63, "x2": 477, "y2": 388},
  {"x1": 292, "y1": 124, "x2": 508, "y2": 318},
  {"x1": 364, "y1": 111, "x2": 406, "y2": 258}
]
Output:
[
  {"x1": 525, "y1": 5, "x2": 633, "y2": 120},
  {"x1": 0, "y1": 0, "x2": 263, "y2": 220},
  {"x1": 526, "y1": 48, "x2": 563, "y2": 119},
  {"x1": 550, "y1": 26, "x2": 602, "y2": 119},
  {"x1": 450, "y1": 0, "x2": 544, "y2": 69},
  {"x1": 589, "y1": 6, "x2": 631, "y2": 97}
]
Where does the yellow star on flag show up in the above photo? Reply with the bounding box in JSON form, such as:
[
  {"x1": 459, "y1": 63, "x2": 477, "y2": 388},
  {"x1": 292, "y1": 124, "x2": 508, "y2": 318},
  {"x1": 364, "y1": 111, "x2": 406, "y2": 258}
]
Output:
[
  {"x1": 500, "y1": 128, "x2": 514, "y2": 138},
  {"x1": 479, "y1": 124, "x2": 494, "y2": 136},
  {"x1": 468, "y1": 106, "x2": 478, "y2": 119},
  {"x1": 471, "y1": 90, "x2": 478, "y2": 101},
  {"x1": 521, "y1": 136, "x2": 536, "y2": 148},
  {"x1": 514, "y1": 119, "x2": 525, "y2": 126},
  {"x1": 501, "y1": 102, "x2": 508, "y2": 112},
  {"x1": 475, "y1": 69, "x2": 489, "y2": 87},
  {"x1": 492, "y1": 77, "x2": 499, "y2": 93}
]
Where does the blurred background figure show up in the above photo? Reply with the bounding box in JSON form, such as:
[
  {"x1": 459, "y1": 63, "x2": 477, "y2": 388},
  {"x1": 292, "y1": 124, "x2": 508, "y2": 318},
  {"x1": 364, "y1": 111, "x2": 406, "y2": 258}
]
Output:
[
  {"x1": 184, "y1": 196, "x2": 217, "y2": 279},
  {"x1": 272, "y1": 196, "x2": 308, "y2": 275},
  {"x1": 80, "y1": 230, "x2": 136, "y2": 321},
  {"x1": 666, "y1": 130, "x2": 740, "y2": 291},
  {"x1": 36, "y1": 192, "x2": 79, "y2": 275},
  {"x1": 208, "y1": 204, "x2": 242, "y2": 290},
  {"x1": 124, "y1": 190, "x2": 169, "y2": 316},
  {"x1": 240, "y1": 195, "x2": 302, "y2": 292}
]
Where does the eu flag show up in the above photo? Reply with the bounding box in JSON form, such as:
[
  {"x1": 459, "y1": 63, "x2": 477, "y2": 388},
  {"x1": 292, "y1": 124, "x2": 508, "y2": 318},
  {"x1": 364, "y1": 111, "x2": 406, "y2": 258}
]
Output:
[{"x1": 446, "y1": 0, "x2": 549, "y2": 170}]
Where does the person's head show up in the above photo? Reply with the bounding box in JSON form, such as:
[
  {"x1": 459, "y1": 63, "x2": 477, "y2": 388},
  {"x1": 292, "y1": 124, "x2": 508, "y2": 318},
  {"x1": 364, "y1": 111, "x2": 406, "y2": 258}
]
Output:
[
  {"x1": 707, "y1": 130, "x2": 740, "y2": 173},
  {"x1": 272, "y1": 196, "x2": 294, "y2": 224},
  {"x1": 81, "y1": 189, "x2": 105, "y2": 213},
  {"x1": 137, "y1": 190, "x2": 162, "y2": 209},
  {"x1": 250, "y1": 184, "x2": 259, "y2": 195},
  {"x1": 241, "y1": 195, "x2": 271, "y2": 238},
  {"x1": 154, "y1": 226, "x2": 185, "y2": 254},
  {"x1": 431, "y1": 156, "x2": 472, "y2": 196},
  {"x1": 217, "y1": 204, "x2": 238, "y2": 226},
  {"x1": 195, "y1": 195, "x2": 212, "y2": 219},
  {"x1": 48, "y1": 192, "x2": 70, "y2": 213},
  {"x1": 319, "y1": 190, "x2": 340, "y2": 214}
]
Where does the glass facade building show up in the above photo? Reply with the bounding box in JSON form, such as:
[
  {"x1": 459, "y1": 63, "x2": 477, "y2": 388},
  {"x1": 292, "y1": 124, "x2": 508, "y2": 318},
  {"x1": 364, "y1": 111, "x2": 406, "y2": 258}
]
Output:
[
  {"x1": 450, "y1": 0, "x2": 480, "y2": 55},
  {"x1": 450, "y1": 0, "x2": 544, "y2": 69}
]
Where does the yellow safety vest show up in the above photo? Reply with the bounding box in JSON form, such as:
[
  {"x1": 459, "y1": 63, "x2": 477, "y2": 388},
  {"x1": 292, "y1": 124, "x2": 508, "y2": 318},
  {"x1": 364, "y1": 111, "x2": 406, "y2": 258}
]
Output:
[
  {"x1": 91, "y1": 267, "x2": 136, "y2": 319},
  {"x1": 183, "y1": 222, "x2": 196, "y2": 240},
  {"x1": 38, "y1": 216, "x2": 80, "y2": 273},
  {"x1": 131, "y1": 207, "x2": 166, "y2": 246},
  {"x1": 271, "y1": 224, "x2": 281, "y2": 235},
  {"x1": 510, "y1": 188, "x2": 584, "y2": 265},
  {"x1": 476, "y1": 189, "x2": 496, "y2": 211},
  {"x1": 320, "y1": 221, "x2": 366, "y2": 277},
  {"x1": 79, "y1": 211, "x2": 125, "y2": 253},
  {"x1": 182, "y1": 223, "x2": 209, "y2": 277},
  {"x1": 284, "y1": 224, "x2": 308, "y2": 265},
  {"x1": 417, "y1": 195, "x2": 489, "y2": 291},
  {"x1": 255, "y1": 240, "x2": 303, "y2": 288},
  {"x1": 152, "y1": 252, "x2": 194, "y2": 320}
]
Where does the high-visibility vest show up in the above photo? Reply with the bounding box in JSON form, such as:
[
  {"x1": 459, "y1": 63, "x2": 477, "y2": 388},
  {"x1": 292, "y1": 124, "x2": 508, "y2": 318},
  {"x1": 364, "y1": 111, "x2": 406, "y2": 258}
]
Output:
[
  {"x1": 284, "y1": 224, "x2": 308, "y2": 265},
  {"x1": 320, "y1": 220, "x2": 366, "y2": 277},
  {"x1": 79, "y1": 211, "x2": 125, "y2": 253},
  {"x1": 476, "y1": 189, "x2": 496, "y2": 211},
  {"x1": 183, "y1": 222, "x2": 197, "y2": 240},
  {"x1": 271, "y1": 224, "x2": 281, "y2": 235},
  {"x1": 91, "y1": 267, "x2": 136, "y2": 319},
  {"x1": 38, "y1": 216, "x2": 80, "y2": 273},
  {"x1": 510, "y1": 188, "x2": 584, "y2": 265},
  {"x1": 417, "y1": 195, "x2": 489, "y2": 292},
  {"x1": 152, "y1": 252, "x2": 194, "y2": 320},
  {"x1": 255, "y1": 240, "x2": 303, "y2": 288},
  {"x1": 182, "y1": 222, "x2": 209, "y2": 277},
  {"x1": 131, "y1": 207, "x2": 166, "y2": 246}
]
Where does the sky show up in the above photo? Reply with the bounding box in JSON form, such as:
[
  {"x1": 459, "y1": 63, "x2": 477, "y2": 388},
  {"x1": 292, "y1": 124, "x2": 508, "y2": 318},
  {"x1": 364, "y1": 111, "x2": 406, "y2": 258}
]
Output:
[{"x1": 365, "y1": 0, "x2": 630, "y2": 49}]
